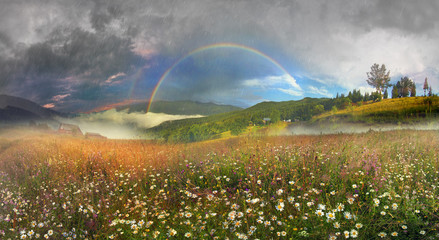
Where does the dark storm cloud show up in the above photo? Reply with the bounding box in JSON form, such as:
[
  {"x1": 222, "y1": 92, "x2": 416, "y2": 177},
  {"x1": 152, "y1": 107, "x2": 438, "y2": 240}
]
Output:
[
  {"x1": 1, "y1": 26, "x2": 144, "y2": 109},
  {"x1": 22, "y1": 28, "x2": 140, "y2": 79}
]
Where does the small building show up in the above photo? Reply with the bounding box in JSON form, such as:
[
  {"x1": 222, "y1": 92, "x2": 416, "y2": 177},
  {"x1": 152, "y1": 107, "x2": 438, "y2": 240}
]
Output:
[
  {"x1": 58, "y1": 123, "x2": 83, "y2": 136},
  {"x1": 85, "y1": 132, "x2": 107, "y2": 139},
  {"x1": 262, "y1": 118, "x2": 271, "y2": 124}
]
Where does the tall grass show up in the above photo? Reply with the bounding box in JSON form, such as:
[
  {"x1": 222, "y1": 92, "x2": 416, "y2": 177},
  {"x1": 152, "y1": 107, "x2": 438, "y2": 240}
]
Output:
[{"x1": 0, "y1": 131, "x2": 438, "y2": 239}]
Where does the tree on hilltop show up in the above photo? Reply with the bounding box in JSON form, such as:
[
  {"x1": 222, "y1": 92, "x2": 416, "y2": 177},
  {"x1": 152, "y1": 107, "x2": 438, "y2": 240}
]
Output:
[
  {"x1": 397, "y1": 76, "x2": 416, "y2": 97},
  {"x1": 391, "y1": 85, "x2": 398, "y2": 98},
  {"x1": 410, "y1": 83, "x2": 416, "y2": 97},
  {"x1": 423, "y1": 77, "x2": 429, "y2": 96},
  {"x1": 383, "y1": 88, "x2": 388, "y2": 99},
  {"x1": 366, "y1": 63, "x2": 391, "y2": 95},
  {"x1": 347, "y1": 89, "x2": 363, "y2": 103}
]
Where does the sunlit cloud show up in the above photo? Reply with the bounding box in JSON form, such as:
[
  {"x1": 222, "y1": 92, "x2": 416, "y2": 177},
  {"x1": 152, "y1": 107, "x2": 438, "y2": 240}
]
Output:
[
  {"x1": 43, "y1": 103, "x2": 55, "y2": 109},
  {"x1": 133, "y1": 48, "x2": 156, "y2": 58},
  {"x1": 357, "y1": 86, "x2": 377, "y2": 95},
  {"x1": 241, "y1": 74, "x2": 304, "y2": 98},
  {"x1": 243, "y1": 74, "x2": 302, "y2": 90},
  {"x1": 308, "y1": 86, "x2": 332, "y2": 98},
  {"x1": 277, "y1": 88, "x2": 303, "y2": 97},
  {"x1": 267, "y1": 74, "x2": 302, "y2": 90},
  {"x1": 105, "y1": 72, "x2": 126, "y2": 84},
  {"x1": 51, "y1": 94, "x2": 71, "y2": 102}
]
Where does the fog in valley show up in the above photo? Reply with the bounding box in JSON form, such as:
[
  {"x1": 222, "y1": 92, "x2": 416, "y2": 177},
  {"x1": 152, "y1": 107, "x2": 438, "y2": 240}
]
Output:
[{"x1": 57, "y1": 110, "x2": 204, "y2": 139}]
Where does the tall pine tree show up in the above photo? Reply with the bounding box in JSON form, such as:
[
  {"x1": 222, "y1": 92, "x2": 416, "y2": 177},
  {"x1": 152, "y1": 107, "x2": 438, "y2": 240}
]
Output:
[{"x1": 423, "y1": 77, "x2": 429, "y2": 96}]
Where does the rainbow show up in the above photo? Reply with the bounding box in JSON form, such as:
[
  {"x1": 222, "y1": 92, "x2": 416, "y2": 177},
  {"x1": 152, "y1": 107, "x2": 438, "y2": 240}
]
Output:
[
  {"x1": 146, "y1": 42, "x2": 293, "y2": 113},
  {"x1": 128, "y1": 65, "x2": 149, "y2": 99}
]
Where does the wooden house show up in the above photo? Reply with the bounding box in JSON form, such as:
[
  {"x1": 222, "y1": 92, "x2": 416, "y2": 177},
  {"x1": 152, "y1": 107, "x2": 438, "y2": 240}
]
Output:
[{"x1": 58, "y1": 123, "x2": 83, "y2": 136}]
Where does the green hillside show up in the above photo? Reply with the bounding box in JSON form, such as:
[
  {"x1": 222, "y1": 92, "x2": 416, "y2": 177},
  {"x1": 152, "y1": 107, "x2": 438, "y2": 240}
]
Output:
[
  {"x1": 146, "y1": 98, "x2": 335, "y2": 142},
  {"x1": 117, "y1": 100, "x2": 242, "y2": 115},
  {"x1": 146, "y1": 96, "x2": 439, "y2": 142}
]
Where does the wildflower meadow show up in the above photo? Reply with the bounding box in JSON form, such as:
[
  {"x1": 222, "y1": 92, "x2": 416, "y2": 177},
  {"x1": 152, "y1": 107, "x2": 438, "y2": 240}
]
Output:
[{"x1": 0, "y1": 130, "x2": 438, "y2": 239}]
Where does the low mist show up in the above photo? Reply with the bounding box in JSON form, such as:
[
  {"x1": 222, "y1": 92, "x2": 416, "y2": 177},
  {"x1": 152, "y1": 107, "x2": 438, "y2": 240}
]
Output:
[
  {"x1": 57, "y1": 109, "x2": 204, "y2": 139},
  {"x1": 280, "y1": 121, "x2": 439, "y2": 136}
]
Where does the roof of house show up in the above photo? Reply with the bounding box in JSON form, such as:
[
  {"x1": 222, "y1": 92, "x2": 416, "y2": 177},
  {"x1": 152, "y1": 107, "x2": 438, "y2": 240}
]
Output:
[{"x1": 59, "y1": 123, "x2": 81, "y2": 131}]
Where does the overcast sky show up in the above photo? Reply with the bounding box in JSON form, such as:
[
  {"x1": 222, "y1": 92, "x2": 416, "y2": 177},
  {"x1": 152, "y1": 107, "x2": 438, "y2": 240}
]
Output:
[{"x1": 1, "y1": 0, "x2": 438, "y2": 112}]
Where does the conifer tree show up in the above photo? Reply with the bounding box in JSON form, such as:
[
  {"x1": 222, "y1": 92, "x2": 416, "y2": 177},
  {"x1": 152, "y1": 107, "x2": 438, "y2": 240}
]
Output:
[{"x1": 423, "y1": 77, "x2": 429, "y2": 96}]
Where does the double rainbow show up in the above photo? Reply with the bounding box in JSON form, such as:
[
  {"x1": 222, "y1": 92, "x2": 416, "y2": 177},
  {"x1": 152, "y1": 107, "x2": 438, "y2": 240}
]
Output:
[{"x1": 146, "y1": 42, "x2": 293, "y2": 113}]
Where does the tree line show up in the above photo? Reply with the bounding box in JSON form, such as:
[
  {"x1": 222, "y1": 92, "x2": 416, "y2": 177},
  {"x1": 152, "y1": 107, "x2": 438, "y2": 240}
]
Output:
[{"x1": 366, "y1": 63, "x2": 434, "y2": 99}]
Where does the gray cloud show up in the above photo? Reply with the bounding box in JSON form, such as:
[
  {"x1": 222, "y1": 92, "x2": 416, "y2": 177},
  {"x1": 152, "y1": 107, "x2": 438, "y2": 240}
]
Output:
[
  {"x1": 89, "y1": 0, "x2": 124, "y2": 32},
  {"x1": 346, "y1": 1, "x2": 439, "y2": 34},
  {"x1": 0, "y1": 31, "x2": 13, "y2": 56}
]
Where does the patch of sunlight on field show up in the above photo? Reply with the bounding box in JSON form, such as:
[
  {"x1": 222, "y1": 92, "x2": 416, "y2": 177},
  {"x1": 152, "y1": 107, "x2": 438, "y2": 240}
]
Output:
[{"x1": 316, "y1": 96, "x2": 439, "y2": 120}]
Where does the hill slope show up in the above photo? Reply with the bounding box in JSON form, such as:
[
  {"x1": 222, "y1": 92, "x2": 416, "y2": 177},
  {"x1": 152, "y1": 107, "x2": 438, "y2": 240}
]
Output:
[
  {"x1": 0, "y1": 95, "x2": 62, "y2": 123},
  {"x1": 146, "y1": 98, "x2": 333, "y2": 142},
  {"x1": 315, "y1": 96, "x2": 439, "y2": 123}
]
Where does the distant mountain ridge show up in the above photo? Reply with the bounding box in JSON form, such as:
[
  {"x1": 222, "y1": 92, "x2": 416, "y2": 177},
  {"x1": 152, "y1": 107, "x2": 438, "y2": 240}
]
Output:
[
  {"x1": 0, "y1": 94, "x2": 62, "y2": 123},
  {"x1": 117, "y1": 100, "x2": 242, "y2": 115}
]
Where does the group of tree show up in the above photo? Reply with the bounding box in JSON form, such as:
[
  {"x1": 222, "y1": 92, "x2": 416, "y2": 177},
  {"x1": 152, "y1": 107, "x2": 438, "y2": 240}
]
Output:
[
  {"x1": 391, "y1": 77, "x2": 416, "y2": 98},
  {"x1": 333, "y1": 63, "x2": 437, "y2": 106},
  {"x1": 366, "y1": 63, "x2": 434, "y2": 99},
  {"x1": 335, "y1": 89, "x2": 382, "y2": 104}
]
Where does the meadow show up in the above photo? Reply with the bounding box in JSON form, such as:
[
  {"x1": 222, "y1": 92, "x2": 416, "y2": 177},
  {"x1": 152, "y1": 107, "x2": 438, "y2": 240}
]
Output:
[
  {"x1": 316, "y1": 96, "x2": 439, "y2": 123},
  {"x1": 0, "y1": 130, "x2": 438, "y2": 239}
]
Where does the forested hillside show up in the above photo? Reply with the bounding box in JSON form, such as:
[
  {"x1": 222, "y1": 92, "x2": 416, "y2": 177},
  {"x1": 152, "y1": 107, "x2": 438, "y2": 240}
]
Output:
[
  {"x1": 146, "y1": 95, "x2": 439, "y2": 142},
  {"x1": 146, "y1": 98, "x2": 336, "y2": 142}
]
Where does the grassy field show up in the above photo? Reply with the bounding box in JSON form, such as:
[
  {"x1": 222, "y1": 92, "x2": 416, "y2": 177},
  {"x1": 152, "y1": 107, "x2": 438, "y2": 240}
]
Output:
[
  {"x1": 1, "y1": 130, "x2": 439, "y2": 239},
  {"x1": 315, "y1": 96, "x2": 439, "y2": 123}
]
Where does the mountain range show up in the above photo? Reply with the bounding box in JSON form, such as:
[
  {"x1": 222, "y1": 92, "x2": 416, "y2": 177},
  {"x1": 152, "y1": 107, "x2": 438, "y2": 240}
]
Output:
[
  {"x1": 0, "y1": 94, "x2": 64, "y2": 123},
  {"x1": 0, "y1": 95, "x2": 242, "y2": 125}
]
